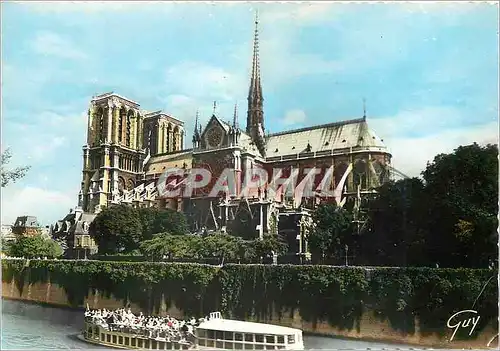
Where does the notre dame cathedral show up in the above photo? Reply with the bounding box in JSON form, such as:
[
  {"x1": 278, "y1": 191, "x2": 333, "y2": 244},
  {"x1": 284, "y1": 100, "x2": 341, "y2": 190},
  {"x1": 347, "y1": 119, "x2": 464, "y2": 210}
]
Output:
[{"x1": 67, "y1": 14, "x2": 392, "y2": 258}]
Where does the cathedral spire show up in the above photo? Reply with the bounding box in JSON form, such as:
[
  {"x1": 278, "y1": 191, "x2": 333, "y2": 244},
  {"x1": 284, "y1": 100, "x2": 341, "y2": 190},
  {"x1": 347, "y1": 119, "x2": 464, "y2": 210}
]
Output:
[
  {"x1": 193, "y1": 109, "x2": 201, "y2": 146},
  {"x1": 247, "y1": 9, "x2": 264, "y2": 135},
  {"x1": 233, "y1": 103, "x2": 238, "y2": 128}
]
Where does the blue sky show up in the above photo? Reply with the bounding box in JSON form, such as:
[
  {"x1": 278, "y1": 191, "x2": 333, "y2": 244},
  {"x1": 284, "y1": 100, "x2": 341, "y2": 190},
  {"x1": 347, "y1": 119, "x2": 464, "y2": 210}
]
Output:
[{"x1": 1, "y1": 1, "x2": 498, "y2": 225}]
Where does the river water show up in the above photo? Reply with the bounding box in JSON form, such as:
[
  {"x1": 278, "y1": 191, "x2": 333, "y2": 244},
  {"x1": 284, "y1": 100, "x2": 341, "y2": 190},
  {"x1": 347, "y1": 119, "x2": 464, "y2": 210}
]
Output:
[{"x1": 1, "y1": 299, "x2": 423, "y2": 350}]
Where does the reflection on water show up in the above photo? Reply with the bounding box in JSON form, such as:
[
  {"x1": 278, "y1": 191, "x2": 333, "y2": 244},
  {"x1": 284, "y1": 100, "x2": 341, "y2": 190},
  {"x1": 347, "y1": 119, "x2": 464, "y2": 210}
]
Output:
[{"x1": 1, "y1": 299, "x2": 417, "y2": 350}]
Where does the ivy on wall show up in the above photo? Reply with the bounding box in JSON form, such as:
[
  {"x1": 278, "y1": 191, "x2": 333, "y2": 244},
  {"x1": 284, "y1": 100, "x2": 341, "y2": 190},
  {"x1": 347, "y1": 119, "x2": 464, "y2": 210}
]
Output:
[{"x1": 1, "y1": 259, "x2": 497, "y2": 339}]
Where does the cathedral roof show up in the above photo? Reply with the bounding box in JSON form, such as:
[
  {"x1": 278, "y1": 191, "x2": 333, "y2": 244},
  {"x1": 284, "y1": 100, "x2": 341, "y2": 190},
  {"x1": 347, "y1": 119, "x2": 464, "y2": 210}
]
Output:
[{"x1": 265, "y1": 117, "x2": 388, "y2": 157}]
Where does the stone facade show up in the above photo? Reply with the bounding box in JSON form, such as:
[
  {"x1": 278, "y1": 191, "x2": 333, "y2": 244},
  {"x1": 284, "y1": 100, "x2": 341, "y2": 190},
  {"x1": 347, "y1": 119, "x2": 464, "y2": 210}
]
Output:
[{"x1": 77, "y1": 16, "x2": 393, "y2": 257}]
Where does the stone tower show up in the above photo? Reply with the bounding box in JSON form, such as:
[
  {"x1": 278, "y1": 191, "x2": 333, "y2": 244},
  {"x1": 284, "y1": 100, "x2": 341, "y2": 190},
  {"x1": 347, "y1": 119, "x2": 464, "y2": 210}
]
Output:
[{"x1": 80, "y1": 92, "x2": 146, "y2": 213}]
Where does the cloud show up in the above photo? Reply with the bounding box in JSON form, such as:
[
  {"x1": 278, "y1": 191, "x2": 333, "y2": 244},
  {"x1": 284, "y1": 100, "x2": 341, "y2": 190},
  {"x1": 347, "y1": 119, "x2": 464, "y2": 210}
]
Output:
[
  {"x1": 282, "y1": 109, "x2": 307, "y2": 126},
  {"x1": 165, "y1": 62, "x2": 246, "y2": 101},
  {"x1": 376, "y1": 121, "x2": 498, "y2": 178},
  {"x1": 370, "y1": 106, "x2": 474, "y2": 139},
  {"x1": 1, "y1": 186, "x2": 76, "y2": 226},
  {"x1": 30, "y1": 31, "x2": 87, "y2": 60},
  {"x1": 20, "y1": 1, "x2": 168, "y2": 14}
]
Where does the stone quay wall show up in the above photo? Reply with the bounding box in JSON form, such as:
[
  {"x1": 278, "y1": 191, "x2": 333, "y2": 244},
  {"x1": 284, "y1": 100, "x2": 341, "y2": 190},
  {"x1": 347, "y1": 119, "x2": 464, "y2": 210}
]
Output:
[{"x1": 1, "y1": 259, "x2": 497, "y2": 349}]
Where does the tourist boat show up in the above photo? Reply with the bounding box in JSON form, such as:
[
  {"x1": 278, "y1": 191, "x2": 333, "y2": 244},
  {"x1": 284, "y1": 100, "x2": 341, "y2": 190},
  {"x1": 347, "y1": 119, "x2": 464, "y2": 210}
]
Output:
[{"x1": 81, "y1": 311, "x2": 305, "y2": 350}]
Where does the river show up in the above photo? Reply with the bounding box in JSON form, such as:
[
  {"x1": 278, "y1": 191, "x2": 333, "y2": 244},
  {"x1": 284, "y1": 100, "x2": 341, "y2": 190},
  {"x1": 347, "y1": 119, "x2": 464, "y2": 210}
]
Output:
[{"x1": 1, "y1": 299, "x2": 422, "y2": 350}]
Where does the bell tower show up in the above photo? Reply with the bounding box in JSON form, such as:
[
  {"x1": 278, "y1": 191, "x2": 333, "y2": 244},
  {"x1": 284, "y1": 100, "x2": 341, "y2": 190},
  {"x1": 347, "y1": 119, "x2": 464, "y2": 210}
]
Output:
[{"x1": 80, "y1": 92, "x2": 146, "y2": 213}]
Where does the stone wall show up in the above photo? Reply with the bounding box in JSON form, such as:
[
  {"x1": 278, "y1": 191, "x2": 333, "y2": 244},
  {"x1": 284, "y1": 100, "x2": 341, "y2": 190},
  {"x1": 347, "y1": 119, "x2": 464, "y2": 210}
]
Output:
[{"x1": 2, "y1": 279, "x2": 496, "y2": 349}]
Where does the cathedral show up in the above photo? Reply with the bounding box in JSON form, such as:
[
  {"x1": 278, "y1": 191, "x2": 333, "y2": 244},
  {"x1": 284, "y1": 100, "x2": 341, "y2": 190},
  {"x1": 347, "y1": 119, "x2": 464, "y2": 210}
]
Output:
[{"x1": 73, "y1": 15, "x2": 392, "y2": 258}]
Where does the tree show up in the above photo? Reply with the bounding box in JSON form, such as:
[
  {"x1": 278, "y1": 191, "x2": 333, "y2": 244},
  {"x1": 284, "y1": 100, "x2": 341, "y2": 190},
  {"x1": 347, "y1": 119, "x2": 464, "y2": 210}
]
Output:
[
  {"x1": 421, "y1": 143, "x2": 498, "y2": 268},
  {"x1": 364, "y1": 178, "x2": 428, "y2": 266},
  {"x1": 308, "y1": 203, "x2": 354, "y2": 263},
  {"x1": 89, "y1": 205, "x2": 143, "y2": 254},
  {"x1": 254, "y1": 235, "x2": 288, "y2": 259},
  {"x1": 8, "y1": 236, "x2": 63, "y2": 258},
  {"x1": 138, "y1": 207, "x2": 189, "y2": 240},
  {"x1": 1, "y1": 148, "x2": 30, "y2": 187}
]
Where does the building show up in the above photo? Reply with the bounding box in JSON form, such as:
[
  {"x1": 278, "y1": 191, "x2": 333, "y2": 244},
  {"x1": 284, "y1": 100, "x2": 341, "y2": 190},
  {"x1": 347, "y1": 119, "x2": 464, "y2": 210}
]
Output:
[
  {"x1": 12, "y1": 216, "x2": 41, "y2": 238},
  {"x1": 51, "y1": 207, "x2": 98, "y2": 259},
  {"x1": 77, "y1": 15, "x2": 392, "y2": 258},
  {"x1": 1, "y1": 225, "x2": 16, "y2": 242}
]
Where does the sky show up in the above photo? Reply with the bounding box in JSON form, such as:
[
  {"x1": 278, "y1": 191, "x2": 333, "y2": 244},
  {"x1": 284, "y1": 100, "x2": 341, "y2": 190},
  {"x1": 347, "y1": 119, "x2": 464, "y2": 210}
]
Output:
[{"x1": 1, "y1": 1, "x2": 498, "y2": 226}]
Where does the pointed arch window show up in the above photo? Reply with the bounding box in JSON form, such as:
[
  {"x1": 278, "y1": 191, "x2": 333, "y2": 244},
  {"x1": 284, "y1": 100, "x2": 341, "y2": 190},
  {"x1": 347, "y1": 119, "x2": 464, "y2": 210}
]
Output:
[{"x1": 126, "y1": 113, "x2": 131, "y2": 147}]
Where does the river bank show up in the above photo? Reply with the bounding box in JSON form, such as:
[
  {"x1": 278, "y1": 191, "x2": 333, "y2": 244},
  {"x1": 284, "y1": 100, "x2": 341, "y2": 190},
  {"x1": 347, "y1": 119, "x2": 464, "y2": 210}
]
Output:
[{"x1": 2, "y1": 259, "x2": 497, "y2": 349}]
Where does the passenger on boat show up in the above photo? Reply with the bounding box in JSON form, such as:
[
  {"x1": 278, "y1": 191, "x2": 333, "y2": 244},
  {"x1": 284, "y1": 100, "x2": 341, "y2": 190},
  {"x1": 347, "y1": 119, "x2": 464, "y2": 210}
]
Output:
[{"x1": 85, "y1": 307, "x2": 205, "y2": 344}]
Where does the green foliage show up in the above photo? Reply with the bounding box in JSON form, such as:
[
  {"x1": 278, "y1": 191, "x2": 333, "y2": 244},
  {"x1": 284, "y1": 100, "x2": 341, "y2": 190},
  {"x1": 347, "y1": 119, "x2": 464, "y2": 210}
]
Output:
[
  {"x1": 421, "y1": 143, "x2": 498, "y2": 268},
  {"x1": 364, "y1": 143, "x2": 498, "y2": 268},
  {"x1": 138, "y1": 207, "x2": 189, "y2": 240},
  {"x1": 89, "y1": 205, "x2": 144, "y2": 254},
  {"x1": 308, "y1": 203, "x2": 353, "y2": 263},
  {"x1": 90, "y1": 206, "x2": 189, "y2": 255},
  {"x1": 7, "y1": 236, "x2": 63, "y2": 258},
  {"x1": 1, "y1": 148, "x2": 30, "y2": 187},
  {"x1": 2, "y1": 259, "x2": 497, "y2": 338},
  {"x1": 140, "y1": 233, "x2": 288, "y2": 263}
]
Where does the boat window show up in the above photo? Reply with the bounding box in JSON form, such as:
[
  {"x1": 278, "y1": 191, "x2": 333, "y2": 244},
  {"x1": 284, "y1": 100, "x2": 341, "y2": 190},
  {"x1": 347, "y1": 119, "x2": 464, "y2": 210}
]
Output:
[
  {"x1": 112, "y1": 335, "x2": 117, "y2": 344},
  {"x1": 235, "y1": 333, "x2": 243, "y2": 341},
  {"x1": 119, "y1": 336, "x2": 123, "y2": 344},
  {"x1": 206, "y1": 340, "x2": 214, "y2": 348},
  {"x1": 138, "y1": 339, "x2": 143, "y2": 348},
  {"x1": 216, "y1": 331, "x2": 224, "y2": 340},
  {"x1": 207, "y1": 330, "x2": 215, "y2": 339},
  {"x1": 244, "y1": 334, "x2": 253, "y2": 342},
  {"x1": 235, "y1": 342, "x2": 243, "y2": 349},
  {"x1": 255, "y1": 334, "x2": 264, "y2": 343},
  {"x1": 244, "y1": 343, "x2": 253, "y2": 350},
  {"x1": 101, "y1": 333, "x2": 104, "y2": 341},
  {"x1": 125, "y1": 337, "x2": 130, "y2": 346},
  {"x1": 94, "y1": 327, "x2": 99, "y2": 335},
  {"x1": 131, "y1": 338, "x2": 136, "y2": 347},
  {"x1": 144, "y1": 340, "x2": 150, "y2": 349},
  {"x1": 265, "y1": 335, "x2": 275, "y2": 343},
  {"x1": 255, "y1": 344, "x2": 264, "y2": 350},
  {"x1": 166, "y1": 342, "x2": 172, "y2": 349},
  {"x1": 287, "y1": 335, "x2": 295, "y2": 344},
  {"x1": 265, "y1": 346, "x2": 274, "y2": 350},
  {"x1": 87, "y1": 326, "x2": 92, "y2": 334},
  {"x1": 199, "y1": 339, "x2": 206, "y2": 347},
  {"x1": 216, "y1": 341, "x2": 224, "y2": 348},
  {"x1": 198, "y1": 329, "x2": 207, "y2": 338},
  {"x1": 107, "y1": 334, "x2": 111, "y2": 343},
  {"x1": 158, "y1": 341, "x2": 164, "y2": 349},
  {"x1": 152, "y1": 340, "x2": 157, "y2": 349},
  {"x1": 182, "y1": 344, "x2": 189, "y2": 350},
  {"x1": 225, "y1": 342, "x2": 234, "y2": 349},
  {"x1": 277, "y1": 336, "x2": 284, "y2": 344},
  {"x1": 224, "y1": 331, "x2": 233, "y2": 340},
  {"x1": 174, "y1": 342, "x2": 180, "y2": 350}
]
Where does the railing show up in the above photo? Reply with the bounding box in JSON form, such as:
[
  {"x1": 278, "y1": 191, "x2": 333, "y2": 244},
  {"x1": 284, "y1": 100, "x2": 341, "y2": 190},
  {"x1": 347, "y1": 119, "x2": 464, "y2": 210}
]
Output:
[{"x1": 265, "y1": 145, "x2": 389, "y2": 162}]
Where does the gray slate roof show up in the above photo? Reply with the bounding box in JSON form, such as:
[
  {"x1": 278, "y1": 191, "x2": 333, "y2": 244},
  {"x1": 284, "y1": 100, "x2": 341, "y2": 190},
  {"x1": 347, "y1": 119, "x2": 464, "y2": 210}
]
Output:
[{"x1": 265, "y1": 118, "x2": 388, "y2": 157}]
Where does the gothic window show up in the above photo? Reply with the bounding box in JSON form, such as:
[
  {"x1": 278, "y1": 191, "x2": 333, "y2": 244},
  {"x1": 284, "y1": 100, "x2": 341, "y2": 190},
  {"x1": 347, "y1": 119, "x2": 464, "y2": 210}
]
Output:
[
  {"x1": 126, "y1": 179, "x2": 135, "y2": 191},
  {"x1": 334, "y1": 163, "x2": 349, "y2": 189},
  {"x1": 173, "y1": 127, "x2": 179, "y2": 151},
  {"x1": 353, "y1": 160, "x2": 367, "y2": 189},
  {"x1": 372, "y1": 161, "x2": 387, "y2": 185},
  {"x1": 126, "y1": 111, "x2": 132, "y2": 147},
  {"x1": 98, "y1": 108, "x2": 104, "y2": 144},
  {"x1": 167, "y1": 125, "x2": 171, "y2": 152},
  {"x1": 118, "y1": 177, "x2": 126, "y2": 194},
  {"x1": 118, "y1": 109, "x2": 125, "y2": 144}
]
